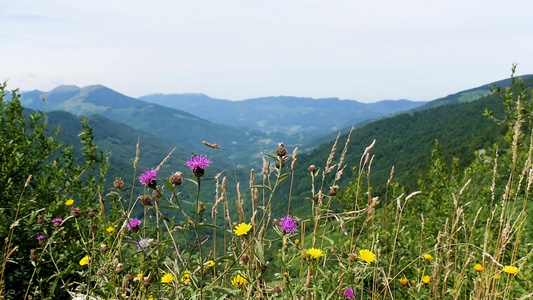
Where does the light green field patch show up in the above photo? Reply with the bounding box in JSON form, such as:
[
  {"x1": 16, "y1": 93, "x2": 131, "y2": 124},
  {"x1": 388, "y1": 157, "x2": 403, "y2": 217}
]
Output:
[{"x1": 457, "y1": 90, "x2": 491, "y2": 103}]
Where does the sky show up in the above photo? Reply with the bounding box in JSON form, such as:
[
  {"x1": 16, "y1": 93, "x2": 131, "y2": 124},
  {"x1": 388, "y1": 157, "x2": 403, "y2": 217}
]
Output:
[{"x1": 1, "y1": 0, "x2": 533, "y2": 103}]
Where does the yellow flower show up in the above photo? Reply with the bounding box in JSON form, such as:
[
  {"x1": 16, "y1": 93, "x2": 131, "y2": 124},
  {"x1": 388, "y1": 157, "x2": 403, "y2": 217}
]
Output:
[
  {"x1": 148, "y1": 298, "x2": 153, "y2": 300},
  {"x1": 301, "y1": 251, "x2": 307, "y2": 259},
  {"x1": 79, "y1": 255, "x2": 91, "y2": 266},
  {"x1": 502, "y1": 265, "x2": 518, "y2": 274},
  {"x1": 180, "y1": 271, "x2": 190, "y2": 284},
  {"x1": 106, "y1": 226, "x2": 114, "y2": 233},
  {"x1": 494, "y1": 275, "x2": 501, "y2": 280},
  {"x1": 234, "y1": 223, "x2": 252, "y2": 236},
  {"x1": 474, "y1": 264, "x2": 484, "y2": 272},
  {"x1": 423, "y1": 254, "x2": 433, "y2": 261},
  {"x1": 422, "y1": 275, "x2": 431, "y2": 284},
  {"x1": 307, "y1": 248, "x2": 324, "y2": 260},
  {"x1": 136, "y1": 273, "x2": 143, "y2": 279},
  {"x1": 231, "y1": 274, "x2": 247, "y2": 287},
  {"x1": 161, "y1": 272, "x2": 174, "y2": 283},
  {"x1": 359, "y1": 249, "x2": 376, "y2": 263},
  {"x1": 65, "y1": 199, "x2": 74, "y2": 206},
  {"x1": 399, "y1": 278, "x2": 408, "y2": 286},
  {"x1": 205, "y1": 260, "x2": 215, "y2": 268}
]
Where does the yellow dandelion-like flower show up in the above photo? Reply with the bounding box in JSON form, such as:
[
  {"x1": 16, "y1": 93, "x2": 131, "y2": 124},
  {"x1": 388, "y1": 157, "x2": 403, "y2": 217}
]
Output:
[
  {"x1": 205, "y1": 260, "x2": 215, "y2": 268},
  {"x1": 180, "y1": 271, "x2": 190, "y2": 284},
  {"x1": 148, "y1": 298, "x2": 153, "y2": 300},
  {"x1": 136, "y1": 273, "x2": 143, "y2": 279},
  {"x1": 233, "y1": 223, "x2": 252, "y2": 236},
  {"x1": 106, "y1": 226, "x2": 114, "y2": 233},
  {"x1": 422, "y1": 275, "x2": 431, "y2": 284},
  {"x1": 231, "y1": 274, "x2": 247, "y2": 287},
  {"x1": 502, "y1": 265, "x2": 518, "y2": 275},
  {"x1": 474, "y1": 264, "x2": 483, "y2": 272},
  {"x1": 79, "y1": 255, "x2": 91, "y2": 266},
  {"x1": 359, "y1": 249, "x2": 376, "y2": 263},
  {"x1": 399, "y1": 278, "x2": 408, "y2": 286},
  {"x1": 494, "y1": 275, "x2": 501, "y2": 280},
  {"x1": 301, "y1": 251, "x2": 307, "y2": 259},
  {"x1": 307, "y1": 248, "x2": 324, "y2": 260},
  {"x1": 423, "y1": 254, "x2": 433, "y2": 261},
  {"x1": 65, "y1": 199, "x2": 74, "y2": 206},
  {"x1": 161, "y1": 272, "x2": 174, "y2": 283}
]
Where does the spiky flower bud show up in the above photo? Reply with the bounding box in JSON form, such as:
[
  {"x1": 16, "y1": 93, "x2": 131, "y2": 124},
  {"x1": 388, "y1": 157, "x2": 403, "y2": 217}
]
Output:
[
  {"x1": 97, "y1": 268, "x2": 106, "y2": 276},
  {"x1": 276, "y1": 143, "x2": 287, "y2": 157},
  {"x1": 115, "y1": 263, "x2": 123, "y2": 274},
  {"x1": 114, "y1": 177, "x2": 124, "y2": 189},
  {"x1": 169, "y1": 172, "x2": 183, "y2": 187},
  {"x1": 139, "y1": 195, "x2": 152, "y2": 206},
  {"x1": 308, "y1": 165, "x2": 316, "y2": 173},
  {"x1": 143, "y1": 278, "x2": 151, "y2": 287}
]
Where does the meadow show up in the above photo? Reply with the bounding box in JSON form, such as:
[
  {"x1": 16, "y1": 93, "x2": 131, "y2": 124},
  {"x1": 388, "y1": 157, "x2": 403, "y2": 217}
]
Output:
[{"x1": 0, "y1": 75, "x2": 531, "y2": 299}]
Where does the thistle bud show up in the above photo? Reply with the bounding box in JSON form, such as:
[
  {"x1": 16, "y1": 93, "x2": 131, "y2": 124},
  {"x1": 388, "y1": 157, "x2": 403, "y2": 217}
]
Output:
[
  {"x1": 114, "y1": 177, "x2": 124, "y2": 189},
  {"x1": 37, "y1": 215, "x2": 46, "y2": 224},
  {"x1": 308, "y1": 165, "x2": 316, "y2": 173},
  {"x1": 240, "y1": 253, "x2": 249, "y2": 264},
  {"x1": 139, "y1": 195, "x2": 152, "y2": 206},
  {"x1": 276, "y1": 143, "x2": 287, "y2": 157},
  {"x1": 115, "y1": 263, "x2": 123, "y2": 274},
  {"x1": 143, "y1": 278, "x2": 151, "y2": 287},
  {"x1": 169, "y1": 172, "x2": 183, "y2": 187},
  {"x1": 97, "y1": 268, "x2": 106, "y2": 276}
]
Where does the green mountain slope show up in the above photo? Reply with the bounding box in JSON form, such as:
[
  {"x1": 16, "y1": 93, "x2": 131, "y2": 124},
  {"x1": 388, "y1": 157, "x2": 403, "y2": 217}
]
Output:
[{"x1": 139, "y1": 94, "x2": 426, "y2": 139}]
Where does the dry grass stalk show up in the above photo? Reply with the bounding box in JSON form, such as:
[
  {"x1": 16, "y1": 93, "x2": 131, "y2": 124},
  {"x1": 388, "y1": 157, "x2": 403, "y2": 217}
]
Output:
[
  {"x1": 155, "y1": 147, "x2": 175, "y2": 172},
  {"x1": 202, "y1": 141, "x2": 221, "y2": 149}
]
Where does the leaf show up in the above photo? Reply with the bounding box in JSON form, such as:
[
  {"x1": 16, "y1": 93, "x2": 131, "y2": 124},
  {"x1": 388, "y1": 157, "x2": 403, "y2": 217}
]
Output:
[
  {"x1": 255, "y1": 240, "x2": 265, "y2": 264},
  {"x1": 251, "y1": 185, "x2": 272, "y2": 192},
  {"x1": 197, "y1": 223, "x2": 221, "y2": 230}
]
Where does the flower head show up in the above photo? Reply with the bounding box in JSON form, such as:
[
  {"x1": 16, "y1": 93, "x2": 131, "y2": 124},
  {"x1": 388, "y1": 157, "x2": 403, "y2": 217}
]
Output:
[
  {"x1": 186, "y1": 155, "x2": 212, "y2": 177},
  {"x1": 161, "y1": 272, "x2": 174, "y2": 283},
  {"x1": 79, "y1": 255, "x2": 91, "y2": 266},
  {"x1": 474, "y1": 263, "x2": 484, "y2": 272},
  {"x1": 65, "y1": 199, "x2": 74, "y2": 206},
  {"x1": 307, "y1": 248, "x2": 324, "y2": 260},
  {"x1": 37, "y1": 235, "x2": 45, "y2": 241},
  {"x1": 422, "y1": 275, "x2": 431, "y2": 284},
  {"x1": 106, "y1": 226, "x2": 114, "y2": 233},
  {"x1": 205, "y1": 260, "x2": 215, "y2": 268},
  {"x1": 234, "y1": 223, "x2": 252, "y2": 236},
  {"x1": 279, "y1": 216, "x2": 298, "y2": 234},
  {"x1": 399, "y1": 278, "x2": 408, "y2": 286},
  {"x1": 127, "y1": 218, "x2": 142, "y2": 232},
  {"x1": 180, "y1": 271, "x2": 190, "y2": 284},
  {"x1": 344, "y1": 287, "x2": 355, "y2": 299},
  {"x1": 52, "y1": 218, "x2": 62, "y2": 227},
  {"x1": 135, "y1": 273, "x2": 143, "y2": 281},
  {"x1": 359, "y1": 249, "x2": 376, "y2": 264},
  {"x1": 423, "y1": 253, "x2": 434, "y2": 261},
  {"x1": 139, "y1": 168, "x2": 157, "y2": 188},
  {"x1": 502, "y1": 265, "x2": 518, "y2": 274},
  {"x1": 231, "y1": 274, "x2": 247, "y2": 287}
]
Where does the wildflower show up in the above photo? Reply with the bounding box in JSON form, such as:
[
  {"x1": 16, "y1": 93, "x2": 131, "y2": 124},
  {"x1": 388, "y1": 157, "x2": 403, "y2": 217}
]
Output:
[
  {"x1": 494, "y1": 275, "x2": 501, "y2": 280},
  {"x1": 205, "y1": 260, "x2": 215, "y2": 268},
  {"x1": 161, "y1": 272, "x2": 174, "y2": 283},
  {"x1": 294, "y1": 239, "x2": 300, "y2": 247},
  {"x1": 135, "y1": 238, "x2": 154, "y2": 253},
  {"x1": 169, "y1": 171, "x2": 183, "y2": 187},
  {"x1": 474, "y1": 263, "x2": 484, "y2": 272},
  {"x1": 37, "y1": 235, "x2": 45, "y2": 245},
  {"x1": 234, "y1": 223, "x2": 252, "y2": 236},
  {"x1": 423, "y1": 253, "x2": 433, "y2": 261},
  {"x1": 344, "y1": 287, "x2": 355, "y2": 299},
  {"x1": 106, "y1": 226, "x2": 114, "y2": 233},
  {"x1": 502, "y1": 265, "x2": 518, "y2": 275},
  {"x1": 301, "y1": 251, "x2": 307, "y2": 259},
  {"x1": 139, "y1": 195, "x2": 152, "y2": 206},
  {"x1": 180, "y1": 271, "x2": 190, "y2": 284},
  {"x1": 307, "y1": 248, "x2": 325, "y2": 260},
  {"x1": 139, "y1": 168, "x2": 157, "y2": 189},
  {"x1": 359, "y1": 249, "x2": 376, "y2": 264},
  {"x1": 65, "y1": 199, "x2": 74, "y2": 206},
  {"x1": 135, "y1": 273, "x2": 143, "y2": 281},
  {"x1": 279, "y1": 216, "x2": 298, "y2": 234},
  {"x1": 114, "y1": 177, "x2": 124, "y2": 189},
  {"x1": 52, "y1": 218, "x2": 62, "y2": 227},
  {"x1": 422, "y1": 275, "x2": 431, "y2": 284},
  {"x1": 186, "y1": 155, "x2": 212, "y2": 177},
  {"x1": 127, "y1": 218, "x2": 141, "y2": 232},
  {"x1": 308, "y1": 165, "x2": 317, "y2": 173},
  {"x1": 71, "y1": 207, "x2": 80, "y2": 218},
  {"x1": 399, "y1": 278, "x2": 408, "y2": 286},
  {"x1": 276, "y1": 143, "x2": 287, "y2": 157},
  {"x1": 79, "y1": 256, "x2": 91, "y2": 266},
  {"x1": 231, "y1": 274, "x2": 247, "y2": 287}
]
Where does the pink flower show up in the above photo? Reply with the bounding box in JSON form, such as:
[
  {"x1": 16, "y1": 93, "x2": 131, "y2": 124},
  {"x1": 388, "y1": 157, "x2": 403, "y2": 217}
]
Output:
[
  {"x1": 127, "y1": 218, "x2": 142, "y2": 232},
  {"x1": 186, "y1": 155, "x2": 212, "y2": 177},
  {"x1": 344, "y1": 288, "x2": 355, "y2": 299},
  {"x1": 279, "y1": 216, "x2": 298, "y2": 234},
  {"x1": 139, "y1": 168, "x2": 157, "y2": 188},
  {"x1": 52, "y1": 218, "x2": 62, "y2": 227}
]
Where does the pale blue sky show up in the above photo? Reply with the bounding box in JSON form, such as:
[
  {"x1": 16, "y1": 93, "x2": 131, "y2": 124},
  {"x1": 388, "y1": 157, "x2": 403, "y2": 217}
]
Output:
[{"x1": 1, "y1": 0, "x2": 532, "y2": 102}]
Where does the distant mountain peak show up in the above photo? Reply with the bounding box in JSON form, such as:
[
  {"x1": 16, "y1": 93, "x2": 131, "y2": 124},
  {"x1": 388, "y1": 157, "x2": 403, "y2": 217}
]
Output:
[{"x1": 49, "y1": 85, "x2": 81, "y2": 93}]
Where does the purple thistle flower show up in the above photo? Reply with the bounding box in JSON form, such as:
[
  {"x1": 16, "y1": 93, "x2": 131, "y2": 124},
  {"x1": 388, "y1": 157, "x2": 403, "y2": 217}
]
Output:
[
  {"x1": 127, "y1": 218, "x2": 142, "y2": 232},
  {"x1": 344, "y1": 287, "x2": 355, "y2": 299},
  {"x1": 37, "y1": 235, "x2": 45, "y2": 241},
  {"x1": 139, "y1": 168, "x2": 157, "y2": 188},
  {"x1": 186, "y1": 155, "x2": 212, "y2": 177},
  {"x1": 52, "y1": 218, "x2": 63, "y2": 227},
  {"x1": 71, "y1": 207, "x2": 79, "y2": 213},
  {"x1": 279, "y1": 216, "x2": 298, "y2": 234}
]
